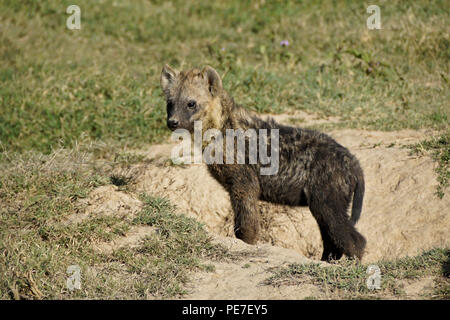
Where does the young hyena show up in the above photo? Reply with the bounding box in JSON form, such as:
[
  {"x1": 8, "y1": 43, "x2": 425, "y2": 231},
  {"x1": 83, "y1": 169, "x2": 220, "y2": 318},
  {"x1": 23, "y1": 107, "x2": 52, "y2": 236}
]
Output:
[{"x1": 160, "y1": 64, "x2": 366, "y2": 261}]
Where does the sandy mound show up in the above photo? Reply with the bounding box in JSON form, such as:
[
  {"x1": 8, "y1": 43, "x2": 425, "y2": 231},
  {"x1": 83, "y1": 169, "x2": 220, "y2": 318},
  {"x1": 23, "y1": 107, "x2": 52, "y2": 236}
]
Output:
[
  {"x1": 128, "y1": 126, "x2": 449, "y2": 263},
  {"x1": 67, "y1": 185, "x2": 142, "y2": 225}
]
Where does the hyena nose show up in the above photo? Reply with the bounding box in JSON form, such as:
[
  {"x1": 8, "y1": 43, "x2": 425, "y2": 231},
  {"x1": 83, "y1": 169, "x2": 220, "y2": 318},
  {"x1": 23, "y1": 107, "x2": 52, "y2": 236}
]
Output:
[{"x1": 167, "y1": 119, "x2": 179, "y2": 130}]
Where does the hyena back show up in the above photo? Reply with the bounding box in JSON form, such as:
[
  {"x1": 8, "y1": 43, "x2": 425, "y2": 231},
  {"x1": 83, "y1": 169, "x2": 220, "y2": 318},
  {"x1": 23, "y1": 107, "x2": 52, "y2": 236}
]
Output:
[{"x1": 160, "y1": 64, "x2": 366, "y2": 261}]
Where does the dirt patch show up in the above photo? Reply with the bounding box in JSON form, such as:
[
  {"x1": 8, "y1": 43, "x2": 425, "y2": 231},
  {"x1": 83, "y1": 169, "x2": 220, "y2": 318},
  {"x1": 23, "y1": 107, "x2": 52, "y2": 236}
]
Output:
[
  {"x1": 183, "y1": 236, "x2": 324, "y2": 299},
  {"x1": 399, "y1": 277, "x2": 436, "y2": 299},
  {"x1": 66, "y1": 185, "x2": 142, "y2": 225},
  {"x1": 266, "y1": 110, "x2": 341, "y2": 126},
  {"x1": 93, "y1": 225, "x2": 156, "y2": 254}
]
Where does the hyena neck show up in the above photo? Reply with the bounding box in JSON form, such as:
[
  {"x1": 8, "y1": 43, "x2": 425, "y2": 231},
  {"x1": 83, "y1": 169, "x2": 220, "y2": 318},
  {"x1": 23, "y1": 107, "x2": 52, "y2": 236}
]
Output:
[
  {"x1": 219, "y1": 91, "x2": 258, "y2": 133},
  {"x1": 201, "y1": 91, "x2": 260, "y2": 158}
]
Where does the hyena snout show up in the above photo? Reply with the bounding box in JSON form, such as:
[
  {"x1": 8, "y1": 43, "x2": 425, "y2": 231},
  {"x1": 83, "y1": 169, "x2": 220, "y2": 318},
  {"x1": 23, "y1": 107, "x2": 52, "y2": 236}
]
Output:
[{"x1": 167, "y1": 118, "x2": 179, "y2": 130}]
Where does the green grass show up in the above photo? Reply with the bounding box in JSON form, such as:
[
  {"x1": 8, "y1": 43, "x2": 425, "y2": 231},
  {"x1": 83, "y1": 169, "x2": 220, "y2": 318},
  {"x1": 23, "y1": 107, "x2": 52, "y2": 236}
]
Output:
[
  {"x1": 265, "y1": 248, "x2": 449, "y2": 299},
  {"x1": 1, "y1": 0, "x2": 448, "y2": 154},
  {"x1": 0, "y1": 148, "x2": 226, "y2": 299}
]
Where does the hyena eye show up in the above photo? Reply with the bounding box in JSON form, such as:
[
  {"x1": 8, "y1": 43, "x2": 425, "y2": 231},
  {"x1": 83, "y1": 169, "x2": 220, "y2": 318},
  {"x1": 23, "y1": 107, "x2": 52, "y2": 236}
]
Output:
[{"x1": 187, "y1": 100, "x2": 197, "y2": 109}]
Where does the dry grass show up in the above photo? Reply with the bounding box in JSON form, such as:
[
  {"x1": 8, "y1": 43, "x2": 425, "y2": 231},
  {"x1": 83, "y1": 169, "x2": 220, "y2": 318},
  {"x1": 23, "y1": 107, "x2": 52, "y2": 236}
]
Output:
[{"x1": 0, "y1": 147, "x2": 226, "y2": 299}]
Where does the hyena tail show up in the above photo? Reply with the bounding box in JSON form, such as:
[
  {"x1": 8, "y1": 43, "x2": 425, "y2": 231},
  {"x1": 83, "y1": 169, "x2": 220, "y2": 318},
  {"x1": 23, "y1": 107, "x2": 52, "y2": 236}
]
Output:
[{"x1": 350, "y1": 172, "x2": 365, "y2": 226}]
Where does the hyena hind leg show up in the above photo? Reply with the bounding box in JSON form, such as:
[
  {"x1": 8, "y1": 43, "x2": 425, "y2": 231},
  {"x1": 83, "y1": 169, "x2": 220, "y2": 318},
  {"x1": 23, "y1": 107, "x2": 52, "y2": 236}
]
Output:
[
  {"x1": 309, "y1": 197, "x2": 366, "y2": 261},
  {"x1": 318, "y1": 224, "x2": 344, "y2": 261}
]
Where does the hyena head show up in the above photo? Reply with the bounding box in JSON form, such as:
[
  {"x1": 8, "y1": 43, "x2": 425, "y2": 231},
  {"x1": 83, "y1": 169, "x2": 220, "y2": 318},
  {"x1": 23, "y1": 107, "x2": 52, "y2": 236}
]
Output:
[{"x1": 160, "y1": 64, "x2": 225, "y2": 133}]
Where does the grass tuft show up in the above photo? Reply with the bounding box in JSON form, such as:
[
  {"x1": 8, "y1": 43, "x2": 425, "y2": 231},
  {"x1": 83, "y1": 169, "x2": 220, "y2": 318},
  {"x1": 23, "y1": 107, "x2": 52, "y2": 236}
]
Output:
[
  {"x1": 408, "y1": 132, "x2": 449, "y2": 198},
  {"x1": 265, "y1": 248, "x2": 449, "y2": 299}
]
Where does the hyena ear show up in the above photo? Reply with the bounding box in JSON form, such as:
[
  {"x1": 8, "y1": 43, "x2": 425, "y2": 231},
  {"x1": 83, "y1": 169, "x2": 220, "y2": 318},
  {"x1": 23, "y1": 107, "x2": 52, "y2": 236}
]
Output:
[
  {"x1": 160, "y1": 64, "x2": 179, "y2": 97},
  {"x1": 203, "y1": 66, "x2": 222, "y2": 96}
]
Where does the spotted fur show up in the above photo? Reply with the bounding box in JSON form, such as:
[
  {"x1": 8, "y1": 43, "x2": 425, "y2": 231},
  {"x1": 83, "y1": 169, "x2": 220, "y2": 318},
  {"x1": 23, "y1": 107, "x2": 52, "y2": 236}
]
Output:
[{"x1": 160, "y1": 64, "x2": 366, "y2": 261}]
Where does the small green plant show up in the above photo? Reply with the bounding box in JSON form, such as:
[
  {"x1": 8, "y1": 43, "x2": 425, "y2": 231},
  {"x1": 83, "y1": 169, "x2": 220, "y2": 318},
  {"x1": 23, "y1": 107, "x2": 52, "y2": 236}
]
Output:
[{"x1": 408, "y1": 132, "x2": 449, "y2": 198}]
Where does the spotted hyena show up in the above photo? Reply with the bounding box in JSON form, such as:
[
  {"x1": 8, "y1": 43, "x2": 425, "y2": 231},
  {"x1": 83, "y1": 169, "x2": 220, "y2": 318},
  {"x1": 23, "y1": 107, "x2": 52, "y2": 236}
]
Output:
[{"x1": 160, "y1": 64, "x2": 366, "y2": 261}]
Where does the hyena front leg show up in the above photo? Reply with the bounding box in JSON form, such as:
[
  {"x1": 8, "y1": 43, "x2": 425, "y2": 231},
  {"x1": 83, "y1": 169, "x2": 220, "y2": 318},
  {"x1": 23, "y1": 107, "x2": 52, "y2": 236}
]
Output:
[{"x1": 229, "y1": 171, "x2": 261, "y2": 244}]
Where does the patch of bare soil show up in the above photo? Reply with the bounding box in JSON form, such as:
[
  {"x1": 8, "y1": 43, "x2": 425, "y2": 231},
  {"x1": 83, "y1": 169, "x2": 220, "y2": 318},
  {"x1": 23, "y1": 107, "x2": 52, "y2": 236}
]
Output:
[
  {"x1": 74, "y1": 113, "x2": 449, "y2": 299},
  {"x1": 184, "y1": 236, "x2": 323, "y2": 300},
  {"x1": 398, "y1": 276, "x2": 436, "y2": 300}
]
